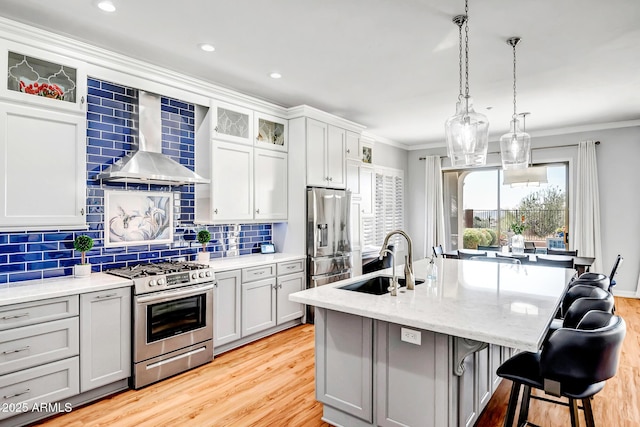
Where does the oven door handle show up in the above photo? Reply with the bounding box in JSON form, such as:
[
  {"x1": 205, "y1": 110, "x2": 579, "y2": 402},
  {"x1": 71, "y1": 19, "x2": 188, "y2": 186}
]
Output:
[{"x1": 136, "y1": 283, "x2": 214, "y2": 304}]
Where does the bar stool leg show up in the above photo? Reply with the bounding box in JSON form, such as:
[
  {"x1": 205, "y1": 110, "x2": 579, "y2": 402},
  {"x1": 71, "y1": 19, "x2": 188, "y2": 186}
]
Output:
[
  {"x1": 504, "y1": 382, "x2": 522, "y2": 427},
  {"x1": 583, "y1": 397, "x2": 596, "y2": 427},
  {"x1": 569, "y1": 398, "x2": 580, "y2": 427},
  {"x1": 517, "y1": 385, "x2": 531, "y2": 426}
]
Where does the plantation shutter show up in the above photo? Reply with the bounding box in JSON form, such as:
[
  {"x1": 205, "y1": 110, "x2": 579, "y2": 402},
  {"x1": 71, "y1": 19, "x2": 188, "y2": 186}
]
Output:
[{"x1": 373, "y1": 169, "x2": 404, "y2": 249}]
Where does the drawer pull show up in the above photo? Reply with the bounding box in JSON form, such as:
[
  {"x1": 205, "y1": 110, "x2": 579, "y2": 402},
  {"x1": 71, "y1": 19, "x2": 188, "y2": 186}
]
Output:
[
  {"x1": 1, "y1": 313, "x2": 29, "y2": 320},
  {"x1": 287, "y1": 265, "x2": 296, "y2": 269},
  {"x1": 254, "y1": 271, "x2": 265, "y2": 275},
  {"x1": 95, "y1": 293, "x2": 117, "y2": 299},
  {"x1": 2, "y1": 346, "x2": 30, "y2": 355},
  {"x1": 4, "y1": 389, "x2": 30, "y2": 399}
]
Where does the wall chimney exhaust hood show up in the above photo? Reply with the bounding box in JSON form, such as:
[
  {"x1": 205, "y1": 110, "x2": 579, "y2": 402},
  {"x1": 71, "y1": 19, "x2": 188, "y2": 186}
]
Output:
[{"x1": 97, "y1": 91, "x2": 209, "y2": 186}]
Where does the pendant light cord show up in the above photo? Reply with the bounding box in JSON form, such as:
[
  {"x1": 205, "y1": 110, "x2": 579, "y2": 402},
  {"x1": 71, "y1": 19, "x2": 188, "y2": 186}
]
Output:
[
  {"x1": 464, "y1": 0, "x2": 470, "y2": 113},
  {"x1": 512, "y1": 41, "x2": 517, "y2": 120}
]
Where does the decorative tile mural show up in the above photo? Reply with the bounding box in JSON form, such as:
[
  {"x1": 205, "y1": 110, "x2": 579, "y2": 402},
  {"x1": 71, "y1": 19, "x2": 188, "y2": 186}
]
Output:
[{"x1": 0, "y1": 78, "x2": 272, "y2": 284}]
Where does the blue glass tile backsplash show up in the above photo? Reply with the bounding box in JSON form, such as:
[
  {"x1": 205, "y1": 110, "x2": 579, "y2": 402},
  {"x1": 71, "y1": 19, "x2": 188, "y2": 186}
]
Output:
[{"x1": 0, "y1": 78, "x2": 272, "y2": 284}]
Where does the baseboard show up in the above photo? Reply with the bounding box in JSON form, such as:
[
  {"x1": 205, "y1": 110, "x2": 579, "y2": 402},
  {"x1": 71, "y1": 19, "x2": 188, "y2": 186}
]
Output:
[{"x1": 613, "y1": 290, "x2": 639, "y2": 299}]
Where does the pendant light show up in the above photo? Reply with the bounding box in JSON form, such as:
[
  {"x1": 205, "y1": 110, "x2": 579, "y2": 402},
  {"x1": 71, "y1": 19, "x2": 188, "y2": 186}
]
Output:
[
  {"x1": 503, "y1": 113, "x2": 548, "y2": 187},
  {"x1": 444, "y1": 0, "x2": 489, "y2": 167},
  {"x1": 500, "y1": 37, "x2": 531, "y2": 170}
]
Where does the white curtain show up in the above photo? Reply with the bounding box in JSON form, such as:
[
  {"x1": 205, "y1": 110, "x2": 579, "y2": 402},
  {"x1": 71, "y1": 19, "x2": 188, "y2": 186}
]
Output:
[
  {"x1": 424, "y1": 156, "x2": 446, "y2": 258},
  {"x1": 574, "y1": 141, "x2": 603, "y2": 272}
]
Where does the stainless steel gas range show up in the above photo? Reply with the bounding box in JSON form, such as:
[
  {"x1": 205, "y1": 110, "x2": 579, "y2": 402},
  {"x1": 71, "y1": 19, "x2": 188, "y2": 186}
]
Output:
[{"x1": 106, "y1": 261, "x2": 215, "y2": 389}]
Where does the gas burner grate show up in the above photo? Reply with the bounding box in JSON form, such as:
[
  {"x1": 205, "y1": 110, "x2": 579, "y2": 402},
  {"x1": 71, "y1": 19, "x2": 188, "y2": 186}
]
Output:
[{"x1": 105, "y1": 261, "x2": 210, "y2": 279}]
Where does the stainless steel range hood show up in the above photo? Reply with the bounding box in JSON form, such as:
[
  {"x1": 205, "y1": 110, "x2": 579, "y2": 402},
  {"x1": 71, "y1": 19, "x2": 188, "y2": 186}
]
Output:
[{"x1": 97, "y1": 91, "x2": 209, "y2": 185}]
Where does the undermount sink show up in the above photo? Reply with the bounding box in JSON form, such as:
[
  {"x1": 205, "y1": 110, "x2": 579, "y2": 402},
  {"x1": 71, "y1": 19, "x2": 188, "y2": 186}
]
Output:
[{"x1": 339, "y1": 276, "x2": 425, "y2": 295}]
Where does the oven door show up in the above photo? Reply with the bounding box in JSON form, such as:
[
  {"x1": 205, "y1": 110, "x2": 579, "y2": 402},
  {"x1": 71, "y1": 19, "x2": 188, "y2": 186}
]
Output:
[{"x1": 134, "y1": 283, "x2": 213, "y2": 363}]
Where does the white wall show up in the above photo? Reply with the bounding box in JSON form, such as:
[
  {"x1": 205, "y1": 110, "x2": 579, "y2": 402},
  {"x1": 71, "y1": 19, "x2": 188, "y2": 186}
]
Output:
[{"x1": 407, "y1": 125, "x2": 640, "y2": 296}]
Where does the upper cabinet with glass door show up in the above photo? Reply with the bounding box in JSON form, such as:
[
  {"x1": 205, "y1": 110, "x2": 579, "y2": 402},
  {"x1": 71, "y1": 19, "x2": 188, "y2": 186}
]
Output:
[
  {"x1": 0, "y1": 40, "x2": 87, "y2": 114},
  {"x1": 254, "y1": 112, "x2": 287, "y2": 152},
  {"x1": 210, "y1": 99, "x2": 254, "y2": 145}
]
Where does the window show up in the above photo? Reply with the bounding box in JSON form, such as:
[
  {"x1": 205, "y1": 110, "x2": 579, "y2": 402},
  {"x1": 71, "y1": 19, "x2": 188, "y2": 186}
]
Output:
[
  {"x1": 363, "y1": 167, "x2": 404, "y2": 249},
  {"x1": 443, "y1": 163, "x2": 568, "y2": 251}
]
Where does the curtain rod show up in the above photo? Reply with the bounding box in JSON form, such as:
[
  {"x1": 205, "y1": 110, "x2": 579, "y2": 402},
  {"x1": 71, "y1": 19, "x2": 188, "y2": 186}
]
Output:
[{"x1": 418, "y1": 140, "x2": 600, "y2": 160}]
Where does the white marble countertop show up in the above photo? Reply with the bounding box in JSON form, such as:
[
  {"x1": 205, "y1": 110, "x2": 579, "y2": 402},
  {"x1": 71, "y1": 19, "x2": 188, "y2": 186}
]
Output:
[
  {"x1": 290, "y1": 257, "x2": 574, "y2": 352},
  {"x1": 0, "y1": 273, "x2": 133, "y2": 307},
  {"x1": 205, "y1": 252, "x2": 305, "y2": 272}
]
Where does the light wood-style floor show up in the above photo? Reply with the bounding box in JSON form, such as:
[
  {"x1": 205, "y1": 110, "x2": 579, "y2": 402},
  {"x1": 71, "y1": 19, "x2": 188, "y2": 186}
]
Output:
[{"x1": 37, "y1": 297, "x2": 639, "y2": 427}]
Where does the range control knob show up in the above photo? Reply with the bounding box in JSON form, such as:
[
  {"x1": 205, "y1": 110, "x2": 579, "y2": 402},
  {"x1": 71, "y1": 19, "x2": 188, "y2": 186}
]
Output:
[
  {"x1": 157, "y1": 278, "x2": 166, "y2": 286},
  {"x1": 199, "y1": 272, "x2": 205, "y2": 278},
  {"x1": 205, "y1": 271, "x2": 212, "y2": 277},
  {"x1": 192, "y1": 272, "x2": 198, "y2": 280},
  {"x1": 148, "y1": 279, "x2": 157, "y2": 287}
]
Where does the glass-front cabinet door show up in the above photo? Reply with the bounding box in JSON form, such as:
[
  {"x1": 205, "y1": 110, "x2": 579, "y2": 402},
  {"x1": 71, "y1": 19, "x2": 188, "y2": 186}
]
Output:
[
  {"x1": 210, "y1": 99, "x2": 253, "y2": 145},
  {"x1": 254, "y1": 112, "x2": 288, "y2": 152},
  {"x1": 0, "y1": 40, "x2": 87, "y2": 113}
]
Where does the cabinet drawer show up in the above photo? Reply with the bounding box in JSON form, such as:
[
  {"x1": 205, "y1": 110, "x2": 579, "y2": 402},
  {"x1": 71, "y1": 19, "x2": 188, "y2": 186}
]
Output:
[
  {"x1": 0, "y1": 296, "x2": 79, "y2": 331},
  {"x1": 277, "y1": 259, "x2": 305, "y2": 275},
  {"x1": 0, "y1": 317, "x2": 79, "y2": 375},
  {"x1": 241, "y1": 264, "x2": 276, "y2": 283},
  {"x1": 0, "y1": 357, "x2": 79, "y2": 420}
]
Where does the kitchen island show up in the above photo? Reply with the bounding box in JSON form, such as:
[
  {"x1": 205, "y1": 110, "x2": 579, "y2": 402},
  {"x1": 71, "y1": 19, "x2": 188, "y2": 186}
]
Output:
[{"x1": 289, "y1": 257, "x2": 574, "y2": 427}]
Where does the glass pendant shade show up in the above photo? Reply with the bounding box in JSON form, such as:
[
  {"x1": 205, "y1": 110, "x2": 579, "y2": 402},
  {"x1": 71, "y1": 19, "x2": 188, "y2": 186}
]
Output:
[
  {"x1": 499, "y1": 117, "x2": 531, "y2": 170},
  {"x1": 445, "y1": 96, "x2": 489, "y2": 167}
]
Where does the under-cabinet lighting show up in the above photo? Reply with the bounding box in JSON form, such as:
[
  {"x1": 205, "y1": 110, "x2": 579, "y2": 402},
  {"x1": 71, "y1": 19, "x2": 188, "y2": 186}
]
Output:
[{"x1": 97, "y1": 1, "x2": 116, "y2": 12}]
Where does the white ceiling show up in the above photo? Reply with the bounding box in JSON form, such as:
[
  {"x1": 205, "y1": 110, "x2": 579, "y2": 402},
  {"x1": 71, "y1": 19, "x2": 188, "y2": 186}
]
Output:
[{"x1": 1, "y1": 0, "x2": 639, "y2": 148}]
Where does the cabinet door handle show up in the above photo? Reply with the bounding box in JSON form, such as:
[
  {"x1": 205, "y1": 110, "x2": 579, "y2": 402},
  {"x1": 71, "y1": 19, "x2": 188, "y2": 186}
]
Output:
[
  {"x1": 278, "y1": 284, "x2": 283, "y2": 289},
  {"x1": 80, "y1": 95, "x2": 85, "y2": 105},
  {"x1": 81, "y1": 208, "x2": 85, "y2": 216},
  {"x1": 214, "y1": 208, "x2": 218, "y2": 214},
  {"x1": 256, "y1": 208, "x2": 260, "y2": 214},
  {"x1": 4, "y1": 389, "x2": 30, "y2": 399},
  {"x1": 329, "y1": 177, "x2": 333, "y2": 181},
  {"x1": 346, "y1": 149, "x2": 351, "y2": 154},
  {"x1": 95, "y1": 293, "x2": 117, "y2": 299},
  {"x1": 214, "y1": 126, "x2": 219, "y2": 133},
  {"x1": 2, "y1": 346, "x2": 30, "y2": 355},
  {"x1": 1, "y1": 313, "x2": 29, "y2": 320}
]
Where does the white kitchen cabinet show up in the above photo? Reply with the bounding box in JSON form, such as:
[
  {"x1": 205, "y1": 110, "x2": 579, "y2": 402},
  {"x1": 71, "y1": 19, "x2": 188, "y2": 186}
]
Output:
[
  {"x1": 79, "y1": 287, "x2": 131, "y2": 392},
  {"x1": 276, "y1": 271, "x2": 304, "y2": 324},
  {"x1": 210, "y1": 99, "x2": 253, "y2": 145},
  {"x1": 345, "y1": 130, "x2": 361, "y2": 160},
  {"x1": 213, "y1": 269, "x2": 242, "y2": 347},
  {"x1": 254, "y1": 148, "x2": 287, "y2": 221},
  {"x1": 0, "y1": 40, "x2": 87, "y2": 114},
  {"x1": 306, "y1": 118, "x2": 346, "y2": 188},
  {"x1": 327, "y1": 125, "x2": 346, "y2": 188},
  {"x1": 254, "y1": 111, "x2": 288, "y2": 152},
  {"x1": 211, "y1": 140, "x2": 254, "y2": 221},
  {"x1": 241, "y1": 277, "x2": 277, "y2": 337},
  {"x1": 0, "y1": 102, "x2": 86, "y2": 230},
  {"x1": 0, "y1": 296, "x2": 80, "y2": 422},
  {"x1": 196, "y1": 134, "x2": 288, "y2": 223},
  {"x1": 346, "y1": 160, "x2": 360, "y2": 195},
  {"x1": 360, "y1": 165, "x2": 374, "y2": 215}
]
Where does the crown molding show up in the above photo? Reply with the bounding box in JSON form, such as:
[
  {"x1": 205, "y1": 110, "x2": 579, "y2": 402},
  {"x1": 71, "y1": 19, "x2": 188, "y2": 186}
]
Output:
[{"x1": 287, "y1": 105, "x2": 366, "y2": 133}]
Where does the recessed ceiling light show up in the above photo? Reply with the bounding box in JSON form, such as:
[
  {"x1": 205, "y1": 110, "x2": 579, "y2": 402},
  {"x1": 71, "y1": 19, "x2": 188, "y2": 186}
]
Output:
[
  {"x1": 269, "y1": 72, "x2": 282, "y2": 79},
  {"x1": 97, "y1": 1, "x2": 116, "y2": 12},
  {"x1": 199, "y1": 43, "x2": 215, "y2": 52}
]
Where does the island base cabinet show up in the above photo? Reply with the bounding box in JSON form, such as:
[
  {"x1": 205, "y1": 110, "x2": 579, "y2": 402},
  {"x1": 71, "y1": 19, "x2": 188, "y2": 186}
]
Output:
[
  {"x1": 375, "y1": 322, "x2": 450, "y2": 427},
  {"x1": 315, "y1": 308, "x2": 373, "y2": 423},
  {"x1": 315, "y1": 309, "x2": 515, "y2": 427}
]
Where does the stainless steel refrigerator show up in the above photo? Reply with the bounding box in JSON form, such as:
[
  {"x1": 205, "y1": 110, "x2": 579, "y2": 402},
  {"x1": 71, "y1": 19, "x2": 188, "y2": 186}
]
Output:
[{"x1": 307, "y1": 187, "x2": 352, "y2": 321}]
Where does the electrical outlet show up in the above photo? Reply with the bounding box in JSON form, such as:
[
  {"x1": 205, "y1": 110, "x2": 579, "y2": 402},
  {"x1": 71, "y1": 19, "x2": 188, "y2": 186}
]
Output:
[{"x1": 401, "y1": 327, "x2": 421, "y2": 345}]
